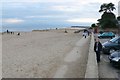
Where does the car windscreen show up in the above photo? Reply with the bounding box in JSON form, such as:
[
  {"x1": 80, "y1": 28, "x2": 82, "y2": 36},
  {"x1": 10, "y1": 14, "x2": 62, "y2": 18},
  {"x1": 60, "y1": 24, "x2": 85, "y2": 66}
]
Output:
[
  {"x1": 111, "y1": 51, "x2": 120, "y2": 57},
  {"x1": 110, "y1": 37, "x2": 119, "y2": 43},
  {"x1": 117, "y1": 52, "x2": 120, "y2": 57},
  {"x1": 102, "y1": 33, "x2": 107, "y2": 34},
  {"x1": 119, "y1": 53, "x2": 120, "y2": 57}
]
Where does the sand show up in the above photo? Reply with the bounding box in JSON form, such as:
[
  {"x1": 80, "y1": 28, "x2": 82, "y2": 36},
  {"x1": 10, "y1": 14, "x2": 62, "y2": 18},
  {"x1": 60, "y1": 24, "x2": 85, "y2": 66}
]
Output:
[{"x1": 2, "y1": 29, "x2": 90, "y2": 78}]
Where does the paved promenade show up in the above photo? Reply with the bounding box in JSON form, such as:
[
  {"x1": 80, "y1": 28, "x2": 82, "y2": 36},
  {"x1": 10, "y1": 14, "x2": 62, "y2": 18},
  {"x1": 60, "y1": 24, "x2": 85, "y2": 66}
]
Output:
[{"x1": 54, "y1": 36, "x2": 90, "y2": 78}]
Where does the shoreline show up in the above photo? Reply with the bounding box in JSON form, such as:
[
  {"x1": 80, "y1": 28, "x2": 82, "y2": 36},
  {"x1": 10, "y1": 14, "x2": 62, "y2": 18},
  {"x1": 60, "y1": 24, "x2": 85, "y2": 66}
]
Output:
[{"x1": 1, "y1": 27, "x2": 86, "y2": 33}]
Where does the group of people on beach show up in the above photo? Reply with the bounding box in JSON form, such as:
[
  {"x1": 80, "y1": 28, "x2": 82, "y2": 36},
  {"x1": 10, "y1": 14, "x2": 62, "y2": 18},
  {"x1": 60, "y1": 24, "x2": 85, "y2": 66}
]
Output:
[
  {"x1": 6, "y1": 30, "x2": 20, "y2": 36},
  {"x1": 82, "y1": 29, "x2": 90, "y2": 38},
  {"x1": 7, "y1": 30, "x2": 14, "y2": 34}
]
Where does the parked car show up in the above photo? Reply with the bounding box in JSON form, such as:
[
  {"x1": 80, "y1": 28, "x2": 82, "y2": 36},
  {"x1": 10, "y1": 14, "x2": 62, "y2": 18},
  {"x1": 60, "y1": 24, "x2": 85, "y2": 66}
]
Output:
[
  {"x1": 99, "y1": 31, "x2": 104, "y2": 34},
  {"x1": 98, "y1": 32, "x2": 115, "y2": 39},
  {"x1": 108, "y1": 50, "x2": 120, "y2": 67},
  {"x1": 102, "y1": 36, "x2": 120, "y2": 54}
]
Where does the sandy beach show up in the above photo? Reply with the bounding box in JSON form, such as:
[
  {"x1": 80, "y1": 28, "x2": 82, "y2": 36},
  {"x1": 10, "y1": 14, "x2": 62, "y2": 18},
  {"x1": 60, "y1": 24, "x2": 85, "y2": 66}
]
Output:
[{"x1": 2, "y1": 29, "x2": 90, "y2": 78}]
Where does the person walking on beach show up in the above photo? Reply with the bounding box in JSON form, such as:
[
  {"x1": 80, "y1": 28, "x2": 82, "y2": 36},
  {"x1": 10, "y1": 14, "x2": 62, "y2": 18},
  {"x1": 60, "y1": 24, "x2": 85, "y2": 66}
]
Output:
[
  {"x1": 84, "y1": 32, "x2": 87, "y2": 38},
  {"x1": 94, "y1": 38, "x2": 102, "y2": 63},
  {"x1": 82, "y1": 31, "x2": 87, "y2": 38},
  {"x1": 7, "y1": 30, "x2": 9, "y2": 33},
  {"x1": 17, "y1": 32, "x2": 20, "y2": 35}
]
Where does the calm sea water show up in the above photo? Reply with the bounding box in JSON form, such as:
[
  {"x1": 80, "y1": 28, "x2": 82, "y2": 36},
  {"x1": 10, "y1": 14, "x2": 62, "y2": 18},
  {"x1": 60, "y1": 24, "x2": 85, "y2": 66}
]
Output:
[
  {"x1": 2, "y1": 24, "x2": 71, "y2": 32},
  {"x1": 2, "y1": 22, "x2": 89, "y2": 32}
]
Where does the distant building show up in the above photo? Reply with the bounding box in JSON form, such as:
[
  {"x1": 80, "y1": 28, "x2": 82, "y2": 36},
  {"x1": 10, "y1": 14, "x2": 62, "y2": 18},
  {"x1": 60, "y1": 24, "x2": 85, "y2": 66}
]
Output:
[{"x1": 118, "y1": 1, "x2": 120, "y2": 16}]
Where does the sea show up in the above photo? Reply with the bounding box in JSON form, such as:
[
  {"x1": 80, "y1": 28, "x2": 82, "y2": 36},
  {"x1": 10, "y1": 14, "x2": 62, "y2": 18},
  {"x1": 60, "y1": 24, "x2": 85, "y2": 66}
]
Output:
[{"x1": 1, "y1": 23, "x2": 89, "y2": 32}]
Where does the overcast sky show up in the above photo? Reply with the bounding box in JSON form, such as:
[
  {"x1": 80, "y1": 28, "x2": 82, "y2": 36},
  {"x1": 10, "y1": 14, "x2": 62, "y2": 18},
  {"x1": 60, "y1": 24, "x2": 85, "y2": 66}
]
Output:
[{"x1": 1, "y1": 0, "x2": 119, "y2": 31}]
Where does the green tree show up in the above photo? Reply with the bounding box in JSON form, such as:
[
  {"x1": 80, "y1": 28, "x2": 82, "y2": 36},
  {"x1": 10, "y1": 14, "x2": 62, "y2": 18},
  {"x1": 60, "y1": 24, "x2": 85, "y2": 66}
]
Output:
[
  {"x1": 91, "y1": 23, "x2": 97, "y2": 28},
  {"x1": 117, "y1": 16, "x2": 120, "y2": 35},
  {"x1": 91, "y1": 23, "x2": 98, "y2": 33},
  {"x1": 117, "y1": 16, "x2": 120, "y2": 20},
  {"x1": 98, "y1": 3, "x2": 118, "y2": 29},
  {"x1": 99, "y1": 3, "x2": 116, "y2": 13}
]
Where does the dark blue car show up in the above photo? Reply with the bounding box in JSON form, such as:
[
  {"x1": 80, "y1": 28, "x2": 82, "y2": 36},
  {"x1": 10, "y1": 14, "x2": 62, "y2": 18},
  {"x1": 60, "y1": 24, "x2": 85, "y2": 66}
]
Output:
[
  {"x1": 108, "y1": 50, "x2": 120, "y2": 67},
  {"x1": 102, "y1": 36, "x2": 120, "y2": 54}
]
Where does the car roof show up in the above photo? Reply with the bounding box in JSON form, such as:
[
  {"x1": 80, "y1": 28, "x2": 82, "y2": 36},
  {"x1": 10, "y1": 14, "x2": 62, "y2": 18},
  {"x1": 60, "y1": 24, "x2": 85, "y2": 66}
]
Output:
[
  {"x1": 102, "y1": 32, "x2": 113, "y2": 33},
  {"x1": 116, "y1": 36, "x2": 120, "y2": 38}
]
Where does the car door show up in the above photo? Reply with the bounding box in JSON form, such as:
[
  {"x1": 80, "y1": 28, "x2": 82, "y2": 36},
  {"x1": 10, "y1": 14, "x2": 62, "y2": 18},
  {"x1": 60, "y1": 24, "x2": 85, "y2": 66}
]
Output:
[
  {"x1": 105, "y1": 33, "x2": 109, "y2": 38},
  {"x1": 114, "y1": 38, "x2": 120, "y2": 50},
  {"x1": 102, "y1": 33, "x2": 107, "y2": 38},
  {"x1": 118, "y1": 38, "x2": 120, "y2": 50}
]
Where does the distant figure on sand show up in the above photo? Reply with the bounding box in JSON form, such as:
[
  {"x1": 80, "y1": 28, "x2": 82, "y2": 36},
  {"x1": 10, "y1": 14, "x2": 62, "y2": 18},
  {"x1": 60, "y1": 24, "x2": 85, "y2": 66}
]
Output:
[
  {"x1": 83, "y1": 29, "x2": 89, "y2": 38},
  {"x1": 84, "y1": 32, "x2": 87, "y2": 38},
  {"x1": 83, "y1": 32, "x2": 87, "y2": 38},
  {"x1": 6, "y1": 30, "x2": 14, "y2": 34},
  {"x1": 64, "y1": 29, "x2": 68, "y2": 33},
  {"x1": 11, "y1": 32, "x2": 14, "y2": 34},
  {"x1": 87, "y1": 30, "x2": 90, "y2": 36},
  {"x1": 7, "y1": 30, "x2": 9, "y2": 33},
  {"x1": 17, "y1": 32, "x2": 20, "y2": 35}
]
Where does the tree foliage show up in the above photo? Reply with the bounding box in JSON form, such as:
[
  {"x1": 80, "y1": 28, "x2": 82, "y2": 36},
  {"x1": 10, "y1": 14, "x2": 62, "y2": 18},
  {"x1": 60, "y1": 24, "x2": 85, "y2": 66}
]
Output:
[
  {"x1": 98, "y1": 3, "x2": 118, "y2": 29},
  {"x1": 91, "y1": 23, "x2": 97, "y2": 28},
  {"x1": 117, "y1": 16, "x2": 120, "y2": 20},
  {"x1": 99, "y1": 3, "x2": 116, "y2": 13}
]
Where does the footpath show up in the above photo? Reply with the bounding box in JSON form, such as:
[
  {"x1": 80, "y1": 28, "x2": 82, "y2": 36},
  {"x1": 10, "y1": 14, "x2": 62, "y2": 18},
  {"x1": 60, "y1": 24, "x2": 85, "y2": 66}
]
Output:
[
  {"x1": 85, "y1": 33, "x2": 98, "y2": 78},
  {"x1": 54, "y1": 35, "x2": 90, "y2": 78},
  {"x1": 87, "y1": 33, "x2": 120, "y2": 79}
]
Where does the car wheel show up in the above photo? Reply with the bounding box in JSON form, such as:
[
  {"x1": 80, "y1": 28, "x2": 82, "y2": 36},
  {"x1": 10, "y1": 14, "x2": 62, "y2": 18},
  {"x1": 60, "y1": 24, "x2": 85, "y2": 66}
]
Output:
[
  {"x1": 109, "y1": 49, "x2": 115, "y2": 54},
  {"x1": 111, "y1": 37, "x2": 113, "y2": 39}
]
